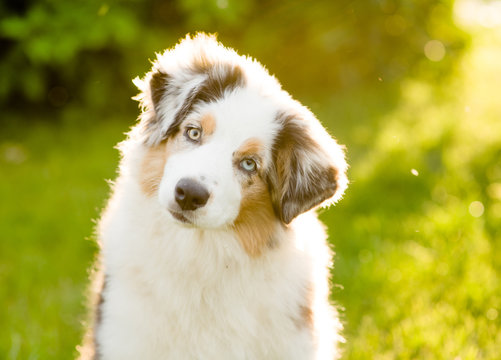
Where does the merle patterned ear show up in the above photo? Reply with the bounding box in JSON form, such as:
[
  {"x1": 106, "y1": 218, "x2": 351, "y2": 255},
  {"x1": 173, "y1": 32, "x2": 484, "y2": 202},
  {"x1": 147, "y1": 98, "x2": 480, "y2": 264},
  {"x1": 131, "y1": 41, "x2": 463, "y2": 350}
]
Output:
[
  {"x1": 149, "y1": 71, "x2": 170, "y2": 127},
  {"x1": 133, "y1": 69, "x2": 172, "y2": 145},
  {"x1": 135, "y1": 66, "x2": 204, "y2": 146},
  {"x1": 144, "y1": 70, "x2": 172, "y2": 143},
  {"x1": 133, "y1": 34, "x2": 250, "y2": 145},
  {"x1": 268, "y1": 114, "x2": 347, "y2": 224},
  {"x1": 134, "y1": 63, "x2": 245, "y2": 146}
]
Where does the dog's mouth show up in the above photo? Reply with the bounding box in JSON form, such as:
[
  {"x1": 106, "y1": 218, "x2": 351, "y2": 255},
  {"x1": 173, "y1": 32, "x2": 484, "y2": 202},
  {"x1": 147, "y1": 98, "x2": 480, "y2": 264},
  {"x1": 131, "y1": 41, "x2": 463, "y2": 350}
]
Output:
[{"x1": 169, "y1": 210, "x2": 192, "y2": 224}]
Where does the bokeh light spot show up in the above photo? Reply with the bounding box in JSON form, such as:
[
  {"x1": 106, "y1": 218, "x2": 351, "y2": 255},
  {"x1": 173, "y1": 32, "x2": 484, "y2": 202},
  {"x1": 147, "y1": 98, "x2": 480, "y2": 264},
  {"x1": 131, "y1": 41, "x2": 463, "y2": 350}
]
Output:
[
  {"x1": 486, "y1": 308, "x2": 498, "y2": 321},
  {"x1": 217, "y1": 0, "x2": 228, "y2": 9},
  {"x1": 469, "y1": 201, "x2": 484, "y2": 217},
  {"x1": 424, "y1": 40, "x2": 446, "y2": 62},
  {"x1": 2, "y1": 144, "x2": 28, "y2": 164}
]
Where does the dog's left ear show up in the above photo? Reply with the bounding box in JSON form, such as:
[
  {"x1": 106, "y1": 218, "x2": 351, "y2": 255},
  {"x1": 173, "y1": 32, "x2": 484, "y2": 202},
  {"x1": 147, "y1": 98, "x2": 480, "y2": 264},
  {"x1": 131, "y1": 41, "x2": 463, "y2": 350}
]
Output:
[{"x1": 268, "y1": 113, "x2": 348, "y2": 224}]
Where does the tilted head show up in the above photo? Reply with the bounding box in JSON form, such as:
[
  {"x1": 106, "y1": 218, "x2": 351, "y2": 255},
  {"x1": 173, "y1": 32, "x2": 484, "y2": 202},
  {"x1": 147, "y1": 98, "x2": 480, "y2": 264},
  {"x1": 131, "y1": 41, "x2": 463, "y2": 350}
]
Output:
[{"x1": 131, "y1": 34, "x2": 348, "y2": 256}]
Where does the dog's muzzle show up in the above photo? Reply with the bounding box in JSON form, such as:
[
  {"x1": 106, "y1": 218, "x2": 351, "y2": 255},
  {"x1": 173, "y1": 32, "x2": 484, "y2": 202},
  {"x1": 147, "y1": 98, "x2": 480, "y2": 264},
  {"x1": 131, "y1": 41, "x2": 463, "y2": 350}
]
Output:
[{"x1": 174, "y1": 178, "x2": 210, "y2": 211}]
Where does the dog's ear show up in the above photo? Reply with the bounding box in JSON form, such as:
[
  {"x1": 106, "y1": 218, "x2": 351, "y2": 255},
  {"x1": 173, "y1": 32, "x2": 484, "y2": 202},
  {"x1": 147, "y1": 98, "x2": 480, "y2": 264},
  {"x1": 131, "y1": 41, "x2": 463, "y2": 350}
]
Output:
[
  {"x1": 133, "y1": 35, "x2": 213, "y2": 146},
  {"x1": 133, "y1": 67, "x2": 203, "y2": 146},
  {"x1": 133, "y1": 34, "x2": 246, "y2": 146},
  {"x1": 268, "y1": 113, "x2": 348, "y2": 224}
]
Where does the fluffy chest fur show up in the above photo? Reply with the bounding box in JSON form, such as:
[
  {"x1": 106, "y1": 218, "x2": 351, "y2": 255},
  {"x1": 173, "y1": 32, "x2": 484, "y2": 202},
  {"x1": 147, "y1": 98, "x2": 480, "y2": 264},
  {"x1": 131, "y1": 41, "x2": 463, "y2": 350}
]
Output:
[{"x1": 97, "y1": 179, "x2": 337, "y2": 359}]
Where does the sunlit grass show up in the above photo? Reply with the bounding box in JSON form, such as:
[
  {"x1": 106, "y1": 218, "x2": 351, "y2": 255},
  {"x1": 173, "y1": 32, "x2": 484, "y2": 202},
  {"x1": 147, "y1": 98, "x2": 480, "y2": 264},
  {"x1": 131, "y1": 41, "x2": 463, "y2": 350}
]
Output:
[
  {"x1": 322, "y1": 27, "x2": 501, "y2": 359},
  {"x1": 0, "y1": 117, "x2": 129, "y2": 358}
]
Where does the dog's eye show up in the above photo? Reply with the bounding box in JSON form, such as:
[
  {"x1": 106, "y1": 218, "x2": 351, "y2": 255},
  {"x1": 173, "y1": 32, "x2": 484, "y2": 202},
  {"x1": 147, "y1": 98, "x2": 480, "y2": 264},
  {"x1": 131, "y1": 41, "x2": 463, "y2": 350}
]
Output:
[
  {"x1": 185, "y1": 127, "x2": 202, "y2": 142},
  {"x1": 240, "y1": 158, "x2": 257, "y2": 173}
]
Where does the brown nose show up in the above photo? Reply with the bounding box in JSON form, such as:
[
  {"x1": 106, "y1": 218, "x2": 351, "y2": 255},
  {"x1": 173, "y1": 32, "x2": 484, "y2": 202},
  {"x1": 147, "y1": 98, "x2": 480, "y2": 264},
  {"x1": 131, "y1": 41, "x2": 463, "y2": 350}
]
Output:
[{"x1": 174, "y1": 178, "x2": 210, "y2": 211}]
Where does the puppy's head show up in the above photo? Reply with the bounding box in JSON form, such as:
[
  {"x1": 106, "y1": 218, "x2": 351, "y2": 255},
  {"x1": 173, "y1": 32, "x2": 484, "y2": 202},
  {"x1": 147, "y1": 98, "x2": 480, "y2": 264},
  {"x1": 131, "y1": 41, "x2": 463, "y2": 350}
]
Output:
[{"x1": 133, "y1": 34, "x2": 347, "y2": 254}]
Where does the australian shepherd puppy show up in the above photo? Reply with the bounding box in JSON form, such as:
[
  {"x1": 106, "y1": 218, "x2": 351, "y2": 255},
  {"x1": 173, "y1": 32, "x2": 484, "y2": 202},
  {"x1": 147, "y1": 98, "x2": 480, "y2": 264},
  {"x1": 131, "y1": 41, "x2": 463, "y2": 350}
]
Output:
[{"x1": 79, "y1": 33, "x2": 348, "y2": 360}]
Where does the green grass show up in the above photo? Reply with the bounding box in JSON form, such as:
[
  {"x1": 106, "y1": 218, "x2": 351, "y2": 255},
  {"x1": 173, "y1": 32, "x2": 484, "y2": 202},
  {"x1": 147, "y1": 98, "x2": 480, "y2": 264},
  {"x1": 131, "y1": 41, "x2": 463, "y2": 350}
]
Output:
[
  {"x1": 0, "y1": 116, "x2": 130, "y2": 359},
  {"x1": 321, "y1": 29, "x2": 501, "y2": 359},
  {"x1": 1, "y1": 30, "x2": 501, "y2": 359}
]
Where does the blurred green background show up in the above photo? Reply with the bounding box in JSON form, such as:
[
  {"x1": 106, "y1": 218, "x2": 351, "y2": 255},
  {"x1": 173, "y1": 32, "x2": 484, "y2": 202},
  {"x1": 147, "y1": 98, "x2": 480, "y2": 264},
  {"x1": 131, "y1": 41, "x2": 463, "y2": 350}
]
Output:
[{"x1": 1, "y1": 0, "x2": 500, "y2": 358}]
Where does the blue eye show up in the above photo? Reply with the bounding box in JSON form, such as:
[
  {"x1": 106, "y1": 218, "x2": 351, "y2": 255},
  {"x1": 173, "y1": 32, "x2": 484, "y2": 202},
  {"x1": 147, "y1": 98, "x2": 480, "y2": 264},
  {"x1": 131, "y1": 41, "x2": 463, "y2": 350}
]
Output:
[{"x1": 240, "y1": 159, "x2": 257, "y2": 172}]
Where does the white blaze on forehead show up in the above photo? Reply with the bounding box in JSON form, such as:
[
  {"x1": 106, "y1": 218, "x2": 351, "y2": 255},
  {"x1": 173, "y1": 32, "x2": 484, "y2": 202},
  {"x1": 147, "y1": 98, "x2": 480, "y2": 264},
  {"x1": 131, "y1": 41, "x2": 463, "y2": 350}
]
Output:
[{"x1": 199, "y1": 88, "x2": 281, "y2": 162}]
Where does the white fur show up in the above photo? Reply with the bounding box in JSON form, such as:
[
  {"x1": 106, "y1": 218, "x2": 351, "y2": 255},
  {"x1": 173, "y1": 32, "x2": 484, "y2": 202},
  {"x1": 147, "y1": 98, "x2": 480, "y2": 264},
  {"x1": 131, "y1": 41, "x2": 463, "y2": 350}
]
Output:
[
  {"x1": 158, "y1": 88, "x2": 280, "y2": 228},
  {"x1": 81, "y1": 34, "x2": 347, "y2": 360},
  {"x1": 97, "y1": 178, "x2": 342, "y2": 359}
]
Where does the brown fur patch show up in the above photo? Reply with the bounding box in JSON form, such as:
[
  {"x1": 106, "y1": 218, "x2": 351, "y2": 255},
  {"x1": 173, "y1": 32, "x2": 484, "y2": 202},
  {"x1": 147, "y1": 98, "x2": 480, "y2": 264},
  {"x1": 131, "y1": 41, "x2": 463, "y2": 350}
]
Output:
[
  {"x1": 300, "y1": 304, "x2": 314, "y2": 328},
  {"x1": 234, "y1": 138, "x2": 263, "y2": 158},
  {"x1": 200, "y1": 113, "x2": 216, "y2": 136},
  {"x1": 232, "y1": 176, "x2": 278, "y2": 257},
  {"x1": 293, "y1": 286, "x2": 314, "y2": 330},
  {"x1": 139, "y1": 141, "x2": 169, "y2": 196}
]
